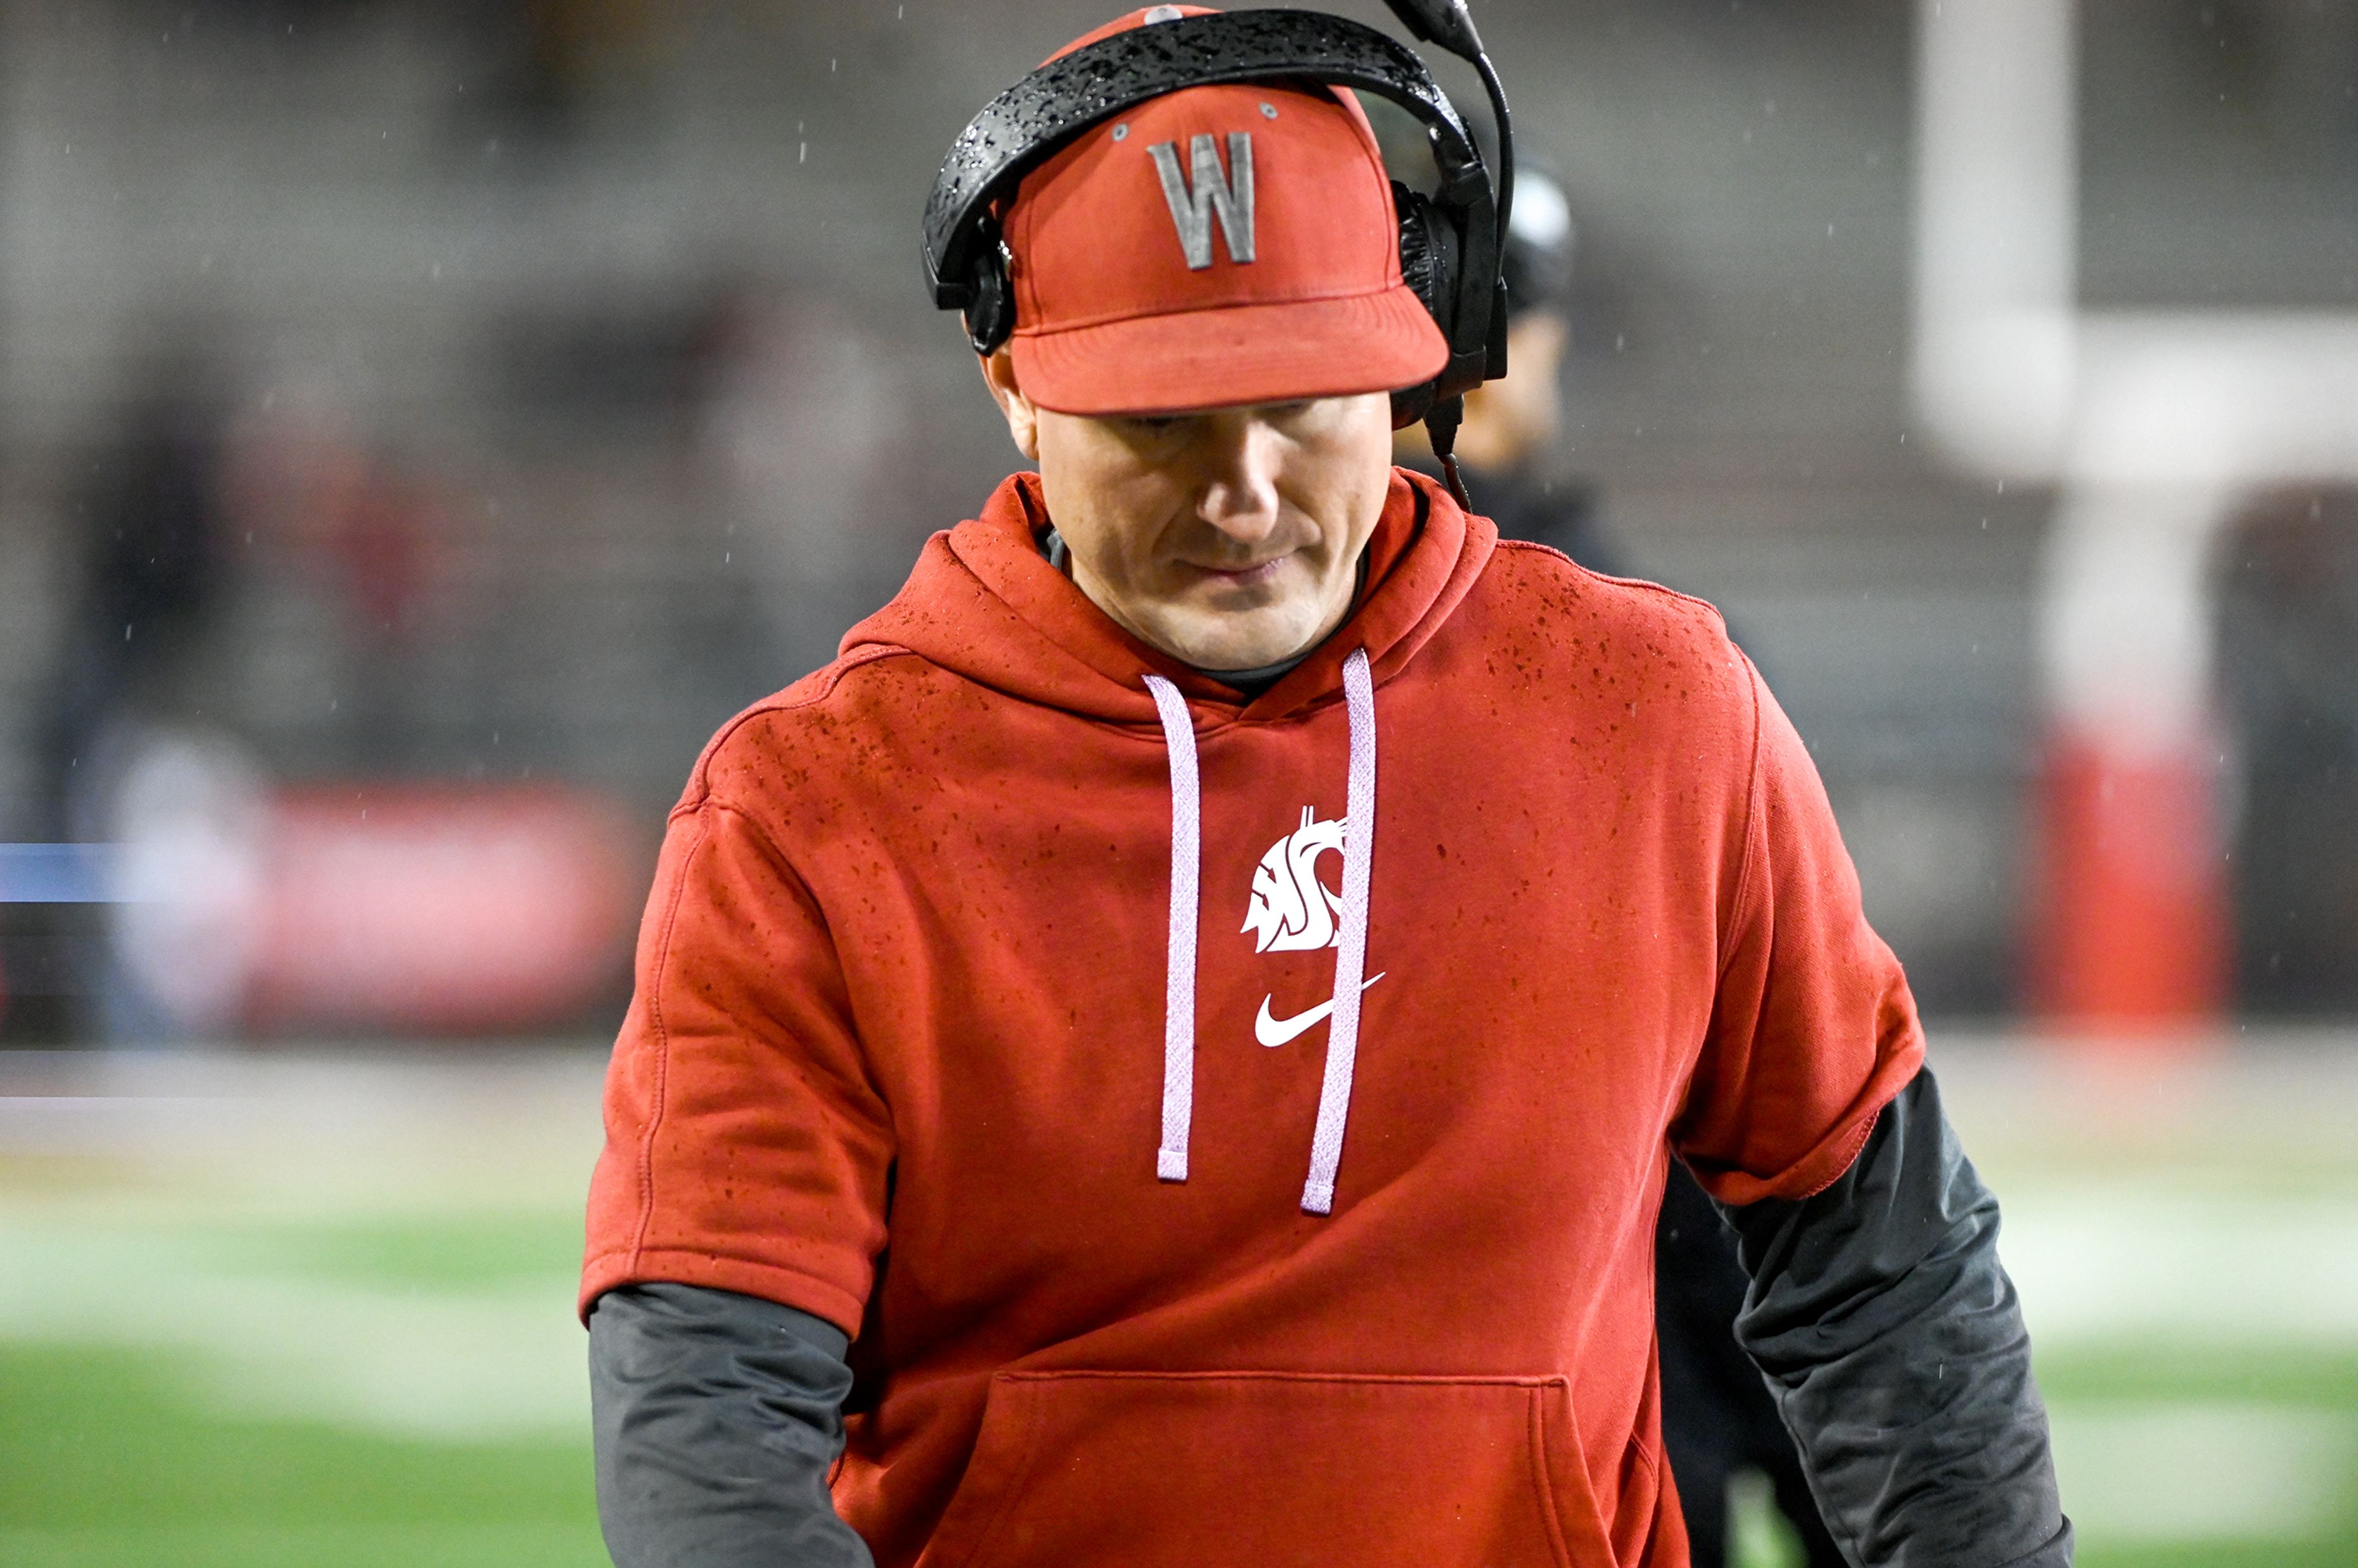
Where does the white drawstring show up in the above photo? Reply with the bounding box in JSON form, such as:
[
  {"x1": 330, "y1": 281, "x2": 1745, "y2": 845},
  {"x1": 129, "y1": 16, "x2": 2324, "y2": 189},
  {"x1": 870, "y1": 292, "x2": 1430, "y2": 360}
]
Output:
[
  {"x1": 1142, "y1": 649, "x2": 1377, "y2": 1213},
  {"x1": 1143, "y1": 672, "x2": 1199, "y2": 1183},
  {"x1": 1302, "y1": 648, "x2": 1377, "y2": 1214}
]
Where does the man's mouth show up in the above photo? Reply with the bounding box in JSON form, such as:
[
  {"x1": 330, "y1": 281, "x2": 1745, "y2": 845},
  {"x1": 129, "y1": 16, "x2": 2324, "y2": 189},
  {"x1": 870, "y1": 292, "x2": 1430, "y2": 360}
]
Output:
[{"x1": 1186, "y1": 557, "x2": 1287, "y2": 589}]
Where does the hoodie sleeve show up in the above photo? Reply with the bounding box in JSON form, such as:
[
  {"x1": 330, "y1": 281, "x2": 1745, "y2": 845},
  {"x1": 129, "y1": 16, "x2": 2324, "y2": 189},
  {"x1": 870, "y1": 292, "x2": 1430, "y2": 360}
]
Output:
[
  {"x1": 1671, "y1": 654, "x2": 1924, "y2": 1204},
  {"x1": 583, "y1": 792, "x2": 894, "y2": 1337}
]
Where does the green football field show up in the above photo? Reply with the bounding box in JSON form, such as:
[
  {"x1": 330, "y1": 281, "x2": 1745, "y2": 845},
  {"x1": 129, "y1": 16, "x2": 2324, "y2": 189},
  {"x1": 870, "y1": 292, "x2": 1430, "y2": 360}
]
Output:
[{"x1": 2, "y1": 1039, "x2": 2352, "y2": 1567}]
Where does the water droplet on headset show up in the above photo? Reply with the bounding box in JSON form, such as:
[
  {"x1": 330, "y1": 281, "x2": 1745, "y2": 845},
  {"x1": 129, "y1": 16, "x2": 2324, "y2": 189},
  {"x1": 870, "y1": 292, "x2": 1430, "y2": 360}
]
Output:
[
  {"x1": 1112, "y1": 123, "x2": 1129, "y2": 141},
  {"x1": 1260, "y1": 103, "x2": 1278, "y2": 118}
]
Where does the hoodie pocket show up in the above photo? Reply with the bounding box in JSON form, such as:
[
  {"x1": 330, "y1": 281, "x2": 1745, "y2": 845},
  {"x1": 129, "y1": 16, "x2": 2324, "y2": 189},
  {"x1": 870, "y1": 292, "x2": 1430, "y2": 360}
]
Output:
[{"x1": 919, "y1": 1370, "x2": 1602, "y2": 1568}]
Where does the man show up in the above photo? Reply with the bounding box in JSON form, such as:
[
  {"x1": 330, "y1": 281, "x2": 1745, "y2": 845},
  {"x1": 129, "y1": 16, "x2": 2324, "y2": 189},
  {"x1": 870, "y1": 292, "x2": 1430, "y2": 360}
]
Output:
[{"x1": 583, "y1": 9, "x2": 2070, "y2": 1566}]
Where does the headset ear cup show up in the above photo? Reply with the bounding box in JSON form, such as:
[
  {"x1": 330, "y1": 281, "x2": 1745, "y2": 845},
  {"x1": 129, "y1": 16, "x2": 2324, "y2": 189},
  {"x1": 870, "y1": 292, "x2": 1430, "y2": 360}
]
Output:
[
  {"x1": 963, "y1": 235, "x2": 1016, "y2": 355},
  {"x1": 1390, "y1": 180, "x2": 1459, "y2": 429},
  {"x1": 1392, "y1": 182, "x2": 1451, "y2": 328}
]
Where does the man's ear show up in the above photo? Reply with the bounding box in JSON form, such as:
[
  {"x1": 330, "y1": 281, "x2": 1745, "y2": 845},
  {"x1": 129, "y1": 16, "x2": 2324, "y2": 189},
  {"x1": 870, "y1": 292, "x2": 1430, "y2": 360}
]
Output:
[{"x1": 978, "y1": 349, "x2": 1041, "y2": 462}]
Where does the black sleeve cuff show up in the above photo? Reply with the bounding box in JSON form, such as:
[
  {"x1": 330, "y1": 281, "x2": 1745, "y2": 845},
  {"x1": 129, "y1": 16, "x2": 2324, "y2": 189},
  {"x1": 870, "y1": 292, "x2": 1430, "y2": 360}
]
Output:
[{"x1": 1992, "y1": 1518, "x2": 2074, "y2": 1568}]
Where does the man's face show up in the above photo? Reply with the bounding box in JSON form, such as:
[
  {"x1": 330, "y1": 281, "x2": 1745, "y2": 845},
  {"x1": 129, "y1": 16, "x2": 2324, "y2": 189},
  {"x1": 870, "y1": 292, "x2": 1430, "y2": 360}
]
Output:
[{"x1": 984, "y1": 351, "x2": 1396, "y2": 672}]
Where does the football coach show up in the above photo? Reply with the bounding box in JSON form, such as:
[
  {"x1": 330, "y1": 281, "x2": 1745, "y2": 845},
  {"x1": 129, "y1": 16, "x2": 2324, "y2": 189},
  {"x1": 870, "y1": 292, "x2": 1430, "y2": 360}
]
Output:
[{"x1": 582, "y1": 7, "x2": 2070, "y2": 1566}]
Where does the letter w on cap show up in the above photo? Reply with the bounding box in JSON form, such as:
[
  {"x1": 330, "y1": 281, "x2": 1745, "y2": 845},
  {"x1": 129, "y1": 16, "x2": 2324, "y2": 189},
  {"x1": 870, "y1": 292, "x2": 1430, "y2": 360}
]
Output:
[{"x1": 1148, "y1": 133, "x2": 1256, "y2": 270}]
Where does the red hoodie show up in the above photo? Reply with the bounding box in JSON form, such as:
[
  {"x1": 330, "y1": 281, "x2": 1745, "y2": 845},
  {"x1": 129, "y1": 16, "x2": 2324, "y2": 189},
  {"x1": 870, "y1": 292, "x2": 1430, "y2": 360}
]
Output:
[{"x1": 583, "y1": 468, "x2": 1923, "y2": 1567}]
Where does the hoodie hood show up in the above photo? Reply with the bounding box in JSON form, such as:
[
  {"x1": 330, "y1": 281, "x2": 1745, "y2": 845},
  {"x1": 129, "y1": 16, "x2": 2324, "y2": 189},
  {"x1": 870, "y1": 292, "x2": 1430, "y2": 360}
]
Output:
[{"x1": 842, "y1": 466, "x2": 1496, "y2": 725}]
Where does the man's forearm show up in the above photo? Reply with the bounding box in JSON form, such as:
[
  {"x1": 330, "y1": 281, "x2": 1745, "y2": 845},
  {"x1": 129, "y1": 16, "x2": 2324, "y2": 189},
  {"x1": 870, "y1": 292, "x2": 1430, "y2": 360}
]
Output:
[
  {"x1": 1714, "y1": 1069, "x2": 2071, "y2": 1568},
  {"x1": 588, "y1": 1281, "x2": 874, "y2": 1568}
]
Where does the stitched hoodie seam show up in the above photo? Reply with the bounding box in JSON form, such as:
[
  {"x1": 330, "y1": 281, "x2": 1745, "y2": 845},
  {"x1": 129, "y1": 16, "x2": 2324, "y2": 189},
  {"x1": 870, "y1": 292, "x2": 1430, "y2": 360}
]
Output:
[
  {"x1": 625, "y1": 807, "x2": 712, "y2": 1271},
  {"x1": 1716, "y1": 653, "x2": 1770, "y2": 984},
  {"x1": 673, "y1": 642, "x2": 911, "y2": 820}
]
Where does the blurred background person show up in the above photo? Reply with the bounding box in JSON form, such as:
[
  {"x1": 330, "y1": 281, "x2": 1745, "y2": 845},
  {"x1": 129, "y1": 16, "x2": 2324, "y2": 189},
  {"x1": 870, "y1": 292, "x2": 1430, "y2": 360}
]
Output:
[
  {"x1": 37, "y1": 314, "x2": 232, "y2": 845},
  {"x1": 2217, "y1": 487, "x2": 2358, "y2": 1015},
  {"x1": 1403, "y1": 163, "x2": 1621, "y2": 575},
  {"x1": 29, "y1": 314, "x2": 244, "y2": 1041}
]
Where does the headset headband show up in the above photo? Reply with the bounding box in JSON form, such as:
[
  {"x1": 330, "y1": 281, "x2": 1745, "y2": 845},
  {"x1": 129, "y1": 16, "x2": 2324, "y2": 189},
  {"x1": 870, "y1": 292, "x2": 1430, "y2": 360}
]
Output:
[{"x1": 921, "y1": 9, "x2": 1484, "y2": 312}]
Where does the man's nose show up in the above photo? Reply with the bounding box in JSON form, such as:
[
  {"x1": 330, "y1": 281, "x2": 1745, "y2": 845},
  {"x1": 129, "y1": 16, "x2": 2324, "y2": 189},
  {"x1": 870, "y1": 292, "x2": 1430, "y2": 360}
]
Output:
[{"x1": 1196, "y1": 416, "x2": 1283, "y2": 544}]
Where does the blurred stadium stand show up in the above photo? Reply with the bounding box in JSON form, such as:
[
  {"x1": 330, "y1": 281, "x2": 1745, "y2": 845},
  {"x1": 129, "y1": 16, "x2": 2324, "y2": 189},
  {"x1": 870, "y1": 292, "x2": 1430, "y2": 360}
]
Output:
[{"x1": 0, "y1": 0, "x2": 2348, "y2": 1039}]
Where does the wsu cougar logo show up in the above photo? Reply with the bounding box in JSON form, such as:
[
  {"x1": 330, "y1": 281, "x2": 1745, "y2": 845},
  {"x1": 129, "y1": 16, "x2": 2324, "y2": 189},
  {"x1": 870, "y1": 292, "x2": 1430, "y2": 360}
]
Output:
[
  {"x1": 1243, "y1": 807, "x2": 1345, "y2": 953},
  {"x1": 1243, "y1": 807, "x2": 1385, "y2": 1047}
]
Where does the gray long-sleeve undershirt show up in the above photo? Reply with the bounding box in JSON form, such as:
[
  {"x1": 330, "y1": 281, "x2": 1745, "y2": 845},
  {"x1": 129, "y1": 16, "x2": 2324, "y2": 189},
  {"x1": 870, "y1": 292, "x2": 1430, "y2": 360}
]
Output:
[
  {"x1": 1714, "y1": 1068, "x2": 2071, "y2": 1567},
  {"x1": 587, "y1": 1066, "x2": 2066, "y2": 1568},
  {"x1": 590, "y1": 1281, "x2": 875, "y2": 1567}
]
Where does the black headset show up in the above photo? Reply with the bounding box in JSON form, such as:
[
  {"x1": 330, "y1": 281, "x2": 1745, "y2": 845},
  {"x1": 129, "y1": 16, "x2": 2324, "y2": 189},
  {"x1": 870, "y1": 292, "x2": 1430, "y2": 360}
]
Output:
[{"x1": 920, "y1": 2, "x2": 1514, "y2": 499}]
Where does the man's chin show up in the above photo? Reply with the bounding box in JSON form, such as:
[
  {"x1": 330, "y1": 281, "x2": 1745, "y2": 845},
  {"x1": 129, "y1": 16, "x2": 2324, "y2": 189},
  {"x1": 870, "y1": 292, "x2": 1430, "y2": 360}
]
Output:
[{"x1": 1140, "y1": 604, "x2": 1323, "y2": 674}]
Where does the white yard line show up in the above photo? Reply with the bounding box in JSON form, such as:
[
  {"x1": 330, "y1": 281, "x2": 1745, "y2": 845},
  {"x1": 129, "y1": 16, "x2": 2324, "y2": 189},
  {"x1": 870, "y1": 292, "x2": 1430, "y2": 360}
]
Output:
[
  {"x1": 2004, "y1": 1187, "x2": 2358, "y2": 1349},
  {"x1": 2049, "y1": 1403, "x2": 2357, "y2": 1542},
  {"x1": 0, "y1": 1213, "x2": 588, "y2": 1440}
]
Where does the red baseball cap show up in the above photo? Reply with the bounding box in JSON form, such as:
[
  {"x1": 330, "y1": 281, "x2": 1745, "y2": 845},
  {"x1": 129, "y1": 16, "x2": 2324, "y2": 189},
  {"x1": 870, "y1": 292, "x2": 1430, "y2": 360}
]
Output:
[{"x1": 1001, "y1": 6, "x2": 1449, "y2": 416}]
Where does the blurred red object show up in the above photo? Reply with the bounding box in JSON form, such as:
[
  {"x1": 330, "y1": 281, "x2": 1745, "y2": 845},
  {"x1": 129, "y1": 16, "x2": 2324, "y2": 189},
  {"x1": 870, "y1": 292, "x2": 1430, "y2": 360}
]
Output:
[
  {"x1": 246, "y1": 785, "x2": 638, "y2": 1034},
  {"x1": 2030, "y1": 726, "x2": 2228, "y2": 1036}
]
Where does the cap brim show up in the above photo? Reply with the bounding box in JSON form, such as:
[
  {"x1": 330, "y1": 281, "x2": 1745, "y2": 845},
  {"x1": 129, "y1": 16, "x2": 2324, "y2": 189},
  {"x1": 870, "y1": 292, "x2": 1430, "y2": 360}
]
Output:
[{"x1": 1008, "y1": 284, "x2": 1450, "y2": 417}]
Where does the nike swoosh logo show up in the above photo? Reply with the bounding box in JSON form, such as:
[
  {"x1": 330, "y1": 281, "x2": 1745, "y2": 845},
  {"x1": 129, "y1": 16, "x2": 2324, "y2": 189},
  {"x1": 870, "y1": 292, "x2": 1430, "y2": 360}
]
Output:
[{"x1": 1255, "y1": 973, "x2": 1387, "y2": 1047}]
